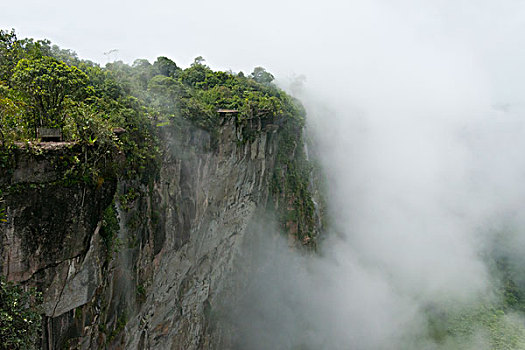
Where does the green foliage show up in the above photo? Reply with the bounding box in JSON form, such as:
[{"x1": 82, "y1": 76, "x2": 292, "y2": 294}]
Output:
[
  {"x1": 136, "y1": 284, "x2": 146, "y2": 302},
  {"x1": 424, "y1": 239, "x2": 525, "y2": 349},
  {"x1": 180, "y1": 59, "x2": 210, "y2": 88},
  {"x1": 12, "y1": 56, "x2": 89, "y2": 132},
  {"x1": 153, "y1": 56, "x2": 180, "y2": 78},
  {"x1": 0, "y1": 29, "x2": 160, "y2": 184},
  {"x1": 496, "y1": 257, "x2": 525, "y2": 314},
  {"x1": 100, "y1": 203, "x2": 119, "y2": 254},
  {"x1": 0, "y1": 276, "x2": 42, "y2": 350},
  {"x1": 0, "y1": 29, "x2": 308, "y2": 201},
  {"x1": 0, "y1": 29, "x2": 22, "y2": 85},
  {"x1": 0, "y1": 84, "x2": 30, "y2": 146},
  {"x1": 250, "y1": 66, "x2": 274, "y2": 84},
  {"x1": 147, "y1": 75, "x2": 184, "y2": 119},
  {"x1": 0, "y1": 190, "x2": 6, "y2": 223},
  {"x1": 62, "y1": 102, "x2": 114, "y2": 146},
  {"x1": 426, "y1": 303, "x2": 525, "y2": 349},
  {"x1": 106, "y1": 312, "x2": 127, "y2": 343},
  {"x1": 270, "y1": 121, "x2": 316, "y2": 245}
]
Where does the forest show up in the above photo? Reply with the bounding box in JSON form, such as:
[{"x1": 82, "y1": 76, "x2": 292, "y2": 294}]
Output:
[
  {"x1": 0, "y1": 29, "x2": 316, "y2": 349},
  {"x1": 0, "y1": 29, "x2": 305, "y2": 181}
]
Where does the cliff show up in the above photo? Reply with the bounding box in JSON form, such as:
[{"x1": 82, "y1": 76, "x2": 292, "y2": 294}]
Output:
[{"x1": 0, "y1": 112, "x2": 321, "y2": 349}]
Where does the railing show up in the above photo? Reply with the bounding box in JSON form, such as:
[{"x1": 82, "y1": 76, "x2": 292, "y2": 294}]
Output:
[{"x1": 36, "y1": 128, "x2": 62, "y2": 141}]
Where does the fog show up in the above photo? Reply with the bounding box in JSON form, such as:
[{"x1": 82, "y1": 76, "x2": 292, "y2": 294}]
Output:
[
  {"x1": 5, "y1": 0, "x2": 525, "y2": 348},
  {"x1": 231, "y1": 1, "x2": 525, "y2": 348}
]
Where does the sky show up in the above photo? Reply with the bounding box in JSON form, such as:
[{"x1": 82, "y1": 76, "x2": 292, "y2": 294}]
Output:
[
  {"x1": 3, "y1": 0, "x2": 525, "y2": 112},
  {"x1": 4, "y1": 1, "x2": 525, "y2": 348}
]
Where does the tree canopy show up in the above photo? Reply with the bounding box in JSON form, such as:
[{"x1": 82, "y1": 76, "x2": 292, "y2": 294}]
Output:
[
  {"x1": 12, "y1": 56, "x2": 89, "y2": 129},
  {"x1": 251, "y1": 66, "x2": 274, "y2": 84},
  {"x1": 0, "y1": 29, "x2": 305, "y2": 180}
]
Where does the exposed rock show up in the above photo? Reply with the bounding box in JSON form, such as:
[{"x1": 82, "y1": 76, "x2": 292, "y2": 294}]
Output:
[{"x1": 0, "y1": 115, "x2": 321, "y2": 349}]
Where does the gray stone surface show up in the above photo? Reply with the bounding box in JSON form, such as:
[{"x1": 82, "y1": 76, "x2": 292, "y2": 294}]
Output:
[
  {"x1": 0, "y1": 116, "x2": 314, "y2": 349},
  {"x1": 119, "y1": 118, "x2": 278, "y2": 349}
]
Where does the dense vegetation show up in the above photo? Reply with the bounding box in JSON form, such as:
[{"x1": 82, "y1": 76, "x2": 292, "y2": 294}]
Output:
[
  {"x1": 423, "y1": 229, "x2": 525, "y2": 349},
  {"x1": 0, "y1": 29, "x2": 157, "y2": 183},
  {"x1": 0, "y1": 29, "x2": 315, "y2": 347},
  {"x1": 0, "y1": 29, "x2": 305, "y2": 180},
  {"x1": 0, "y1": 276, "x2": 42, "y2": 350}
]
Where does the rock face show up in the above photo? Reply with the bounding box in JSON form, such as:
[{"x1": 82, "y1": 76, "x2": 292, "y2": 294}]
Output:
[
  {"x1": 122, "y1": 118, "x2": 278, "y2": 349},
  {"x1": 0, "y1": 115, "x2": 319, "y2": 349},
  {"x1": 0, "y1": 144, "x2": 116, "y2": 311}
]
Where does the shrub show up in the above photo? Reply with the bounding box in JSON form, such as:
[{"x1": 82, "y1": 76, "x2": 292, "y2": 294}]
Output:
[{"x1": 0, "y1": 276, "x2": 42, "y2": 350}]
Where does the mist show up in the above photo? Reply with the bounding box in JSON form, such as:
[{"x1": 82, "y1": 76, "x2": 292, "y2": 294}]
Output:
[
  {"x1": 226, "y1": 93, "x2": 525, "y2": 344},
  {"x1": 223, "y1": 1, "x2": 525, "y2": 349},
  {"x1": 5, "y1": 0, "x2": 525, "y2": 348}
]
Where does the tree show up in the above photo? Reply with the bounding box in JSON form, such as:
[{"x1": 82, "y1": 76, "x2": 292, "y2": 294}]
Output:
[
  {"x1": 180, "y1": 64, "x2": 208, "y2": 87},
  {"x1": 147, "y1": 75, "x2": 185, "y2": 117},
  {"x1": 192, "y1": 56, "x2": 206, "y2": 66},
  {"x1": 251, "y1": 66, "x2": 274, "y2": 84},
  {"x1": 131, "y1": 59, "x2": 154, "y2": 89},
  {"x1": 153, "y1": 56, "x2": 180, "y2": 78},
  {"x1": 0, "y1": 88, "x2": 29, "y2": 146},
  {"x1": 12, "y1": 56, "x2": 89, "y2": 133},
  {"x1": 0, "y1": 29, "x2": 22, "y2": 85}
]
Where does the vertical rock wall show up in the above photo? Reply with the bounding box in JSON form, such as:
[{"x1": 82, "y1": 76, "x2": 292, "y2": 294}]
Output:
[
  {"x1": 0, "y1": 114, "x2": 319, "y2": 349},
  {"x1": 117, "y1": 117, "x2": 284, "y2": 349}
]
